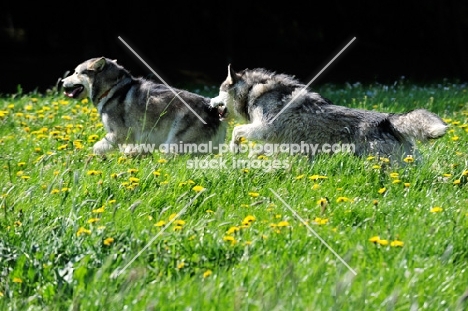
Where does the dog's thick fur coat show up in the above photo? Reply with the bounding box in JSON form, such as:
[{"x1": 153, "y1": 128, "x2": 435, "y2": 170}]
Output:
[
  {"x1": 210, "y1": 65, "x2": 447, "y2": 160},
  {"x1": 62, "y1": 57, "x2": 226, "y2": 155}
]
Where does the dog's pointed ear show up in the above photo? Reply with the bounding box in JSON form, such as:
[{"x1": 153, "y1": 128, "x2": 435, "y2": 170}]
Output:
[
  {"x1": 87, "y1": 57, "x2": 107, "y2": 72},
  {"x1": 227, "y1": 64, "x2": 238, "y2": 85}
]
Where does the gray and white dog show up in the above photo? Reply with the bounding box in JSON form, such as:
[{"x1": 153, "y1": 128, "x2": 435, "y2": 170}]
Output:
[
  {"x1": 62, "y1": 57, "x2": 226, "y2": 155},
  {"x1": 210, "y1": 65, "x2": 447, "y2": 160}
]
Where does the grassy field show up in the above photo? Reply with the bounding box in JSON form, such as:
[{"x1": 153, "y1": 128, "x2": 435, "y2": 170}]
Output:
[{"x1": 0, "y1": 80, "x2": 467, "y2": 310}]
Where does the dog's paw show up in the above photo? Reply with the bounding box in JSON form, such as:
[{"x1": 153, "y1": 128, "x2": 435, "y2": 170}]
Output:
[{"x1": 93, "y1": 139, "x2": 113, "y2": 155}]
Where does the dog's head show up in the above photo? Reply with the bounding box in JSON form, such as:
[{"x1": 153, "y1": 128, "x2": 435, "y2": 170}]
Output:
[
  {"x1": 61, "y1": 57, "x2": 123, "y2": 102},
  {"x1": 210, "y1": 64, "x2": 250, "y2": 120}
]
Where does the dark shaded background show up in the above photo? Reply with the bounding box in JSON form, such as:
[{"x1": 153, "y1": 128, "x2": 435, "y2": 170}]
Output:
[{"x1": 1, "y1": 1, "x2": 467, "y2": 95}]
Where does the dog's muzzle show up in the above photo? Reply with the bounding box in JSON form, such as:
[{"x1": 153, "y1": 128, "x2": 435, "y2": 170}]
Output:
[{"x1": 218, "y1": 104, "x2": 228, "y2": 120}]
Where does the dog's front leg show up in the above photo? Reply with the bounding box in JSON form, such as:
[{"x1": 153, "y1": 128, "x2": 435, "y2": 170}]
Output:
[{"x1": 231, "y1": 123, "x2": 267, "y2": 156}]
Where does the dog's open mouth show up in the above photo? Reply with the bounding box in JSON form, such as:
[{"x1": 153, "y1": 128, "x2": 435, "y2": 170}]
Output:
[
  {"x1": 63, "y1": 85, "x2": 84, "y2": 98},
  {"x1": 218, "y1": 104, "x2": 228, "y2": 120}
]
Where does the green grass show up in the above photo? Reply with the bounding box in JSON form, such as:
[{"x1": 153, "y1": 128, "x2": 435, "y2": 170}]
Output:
[{"x1": 0, "y1": 80, "x2": 467, "y2": 310}]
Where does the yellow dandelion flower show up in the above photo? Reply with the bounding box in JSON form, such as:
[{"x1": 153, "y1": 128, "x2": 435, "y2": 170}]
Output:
[
  {"x1": 442, "y1": 173, "x2": 452, "y2": 178},
  {"x1": 378, "y1": 187, "x2": 386, "y2": 194},
  {"x1": 87, "y1": 134, "x2": 99, "y2": 142},
  {"x1": 392, "y1": 179, "x2": 401, "y2": 184},
  {"x1": 430, "y1": 207, "x2": 443, "y2": 213},
  {"x1": 103, "y1": 237, "x2": 114, "y2": 246},
  {"x1": 295, "y1": 174, "x2": 305, "y2": 180},
  {"x1": 377, "y1": 239, "x2": 389, "y2": 246},
  {"x1": 403, "y1": 156, "x2": 414, "y2": 163},
  {"x1": 177, "y1": 262, "x2": 185, "y2": 269},
  {"x1": 390, "y1": 240, "x2": 404, "y2": 247},
  {"x1": 178, "y1": 182, "x2": 187, "y2": 187},
  {"x1": 92, "y1": 207, "x2": 105, "y2": 213},
  {"x1": 404, "y1": 182, "x2": 410, "y2": 188},
  {"x1": 257, "y1": 155, "x2": 268, "y2": 160},
  {"x1": 173, "y1": 225, "x2": 183, "y2": 231},
  {"x1": 226, "y1": 226, "x2": 240, "y2": 235},
  {"x1": 453, "y1": 179, "x2": 461, "y2": 185},
  {"x1": 311, "y1": 183, "x2": 321, "y2": 190},
  {"x1": 203, "y1": 270, "x2": 212, "y2": 278},
  {"x1": 369, "y1": 236, "x2": 380, "y2": 243},
  {"x1": 379, "y1": 157, "x2": 390, "y2": 163},
  {"x1": 317, "y1": 198, "x2": 328, "y2": 205},
  {"x1": 57, "y1": 144, "x2": 68, "y2": 151},
  {"x1": 372, "y1": 165, "x2": 381, "y2": 169},
  {"x1": 451, "y1": 136, "x2": 459, "y2": 141},
  {"x1": 87, "y1": 218, "x2": 100, "y2": 224},
  {"x1": 174, "y1": 219, "x2": 186, "y2": 226},
  {"x1": 87, "y1": 170, "x2": 102, "y2": 176},
  {"x1": 129, "y1": 177, "x2": 140, "y2": 183},
  {"x1": 73, "y1": 141, "x2": 83, "y2": 149},
  {"x1": 241, "y1": 168, "x2": 249, "y2": 173},
  {"x1": 248, "y1": 192, "x2": 260, "y2": 198},
  {"x1": 168, "y1": 213, "x2": 178, "y2": 220},
  {"x1": 76, "y1": 227, "x2": 91, "y2": 236},
  {"x1": 17, "y1": 162, "x2": 26, "y2": 167},
  {"x1": 21, "y1": 175, "x2": 30, "y2": 180},
  {"x1": 127, "y1": 168, "x2": 138, "y2": 174},
  {"x1": 14, "y1": 221, "x2": 22, "y2": 227},
  {"x1": 389, "y1": 172, "x2": 399, "y2": 178},
  {"x1": 206, "y1": 209, "x2": 214, "y2": 213},
  {"x1": 243, "y1": 215, "x2": 256, "y2": 224},
  {"x1": 462, "y1": 170, "x2": 468, "y2": 176},
  {"x1": 155, "y1": 220, "x2": 166, "y2": 227},
  {"x1": 13, "y1": 277, "x2": 22, "y2": 283},
  {"x1": 336, "y1": 196, "x2": 351, "y2": 203},
  {"x1": 240, "y1": 204, "x2": 249, "y2": 208},
  {"x1": 366, "y1": 156, "x2": 375, "y2": 161},
  {"x1": 277, "y1": 221, "x2": 290, "y2": 227},
  {"x1": 50, "y1": 189, "x2": 60, "y2": 194},
  {"x1": 223, "y1": 235, "x2": 237, "y2": 244},
  {"x1": 314, "y1": 217, "x2": 329, "y2": 225},
  {"x1": 192, "y1": 185, "x2": 205, "y2": 192},
  {"x1": 309, "y1": 174, "x2": 328, "y2": 180},
  {"x1": 158, "y1": 158, "x2": 167, "y2": 164},
  {"x1": 153, "y1": 170, "x2": 161, "y2": 176}
]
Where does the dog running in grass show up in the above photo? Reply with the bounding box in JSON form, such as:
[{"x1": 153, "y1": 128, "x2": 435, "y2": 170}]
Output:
[
  {"x1": 210, "y1": 65, "x2": 447, "y2": 161},
  {"x1": 62, "y1": 57, "x2": 227, "y2": 155}
]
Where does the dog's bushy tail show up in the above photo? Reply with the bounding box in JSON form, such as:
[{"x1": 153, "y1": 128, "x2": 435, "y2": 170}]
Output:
[{"x1": 389, "y1": 109, "x2": 448, "y2": 142}]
